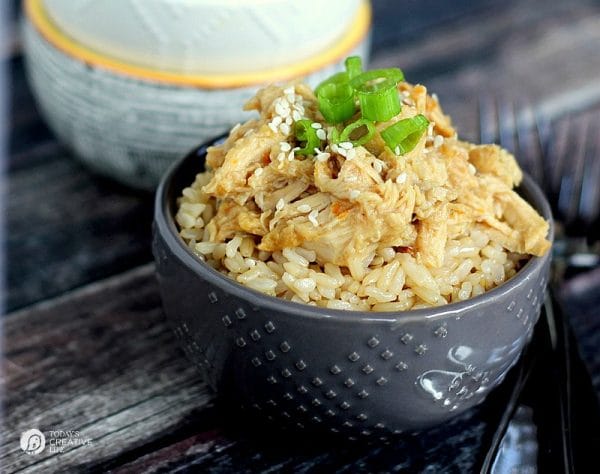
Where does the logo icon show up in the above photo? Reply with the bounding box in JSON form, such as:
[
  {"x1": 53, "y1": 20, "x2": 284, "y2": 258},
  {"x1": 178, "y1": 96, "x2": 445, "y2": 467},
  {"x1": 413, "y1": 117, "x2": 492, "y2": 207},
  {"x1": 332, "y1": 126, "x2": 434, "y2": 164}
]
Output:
[{"x1": 20, "y1": 429, "x2": 46, "y2": 455}]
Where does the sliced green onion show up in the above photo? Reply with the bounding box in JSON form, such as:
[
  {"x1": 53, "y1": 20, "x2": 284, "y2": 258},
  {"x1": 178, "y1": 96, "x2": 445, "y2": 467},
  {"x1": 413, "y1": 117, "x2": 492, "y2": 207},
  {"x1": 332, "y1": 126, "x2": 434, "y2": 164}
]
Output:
[
  {"x1": 316, "y1": 82, "x2": 356, "y2": 124},
  {"x1": 350, "y1": 68, "x2": 404, "y2": 122},
  {"x1": 345, "y1": 56, "x2": 363, "y2": 79},
  {"x1": 314, "y1": 71, "x2": 348, "y2": 96},
  {"x1": 380, "y1": 114, "x2": 429, "y2": 155},
  {"x1": 339, "y1": 118, "x2": 376, "y2": 147},
  {"x1": 295, "y1": 119, "x2": 321, "y2": 155}
]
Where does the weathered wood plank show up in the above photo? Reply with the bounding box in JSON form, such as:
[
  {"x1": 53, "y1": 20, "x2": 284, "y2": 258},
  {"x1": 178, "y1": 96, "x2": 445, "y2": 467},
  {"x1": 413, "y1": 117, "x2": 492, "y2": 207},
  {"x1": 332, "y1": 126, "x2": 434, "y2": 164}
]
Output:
[
  {"x1": 1, "y1": 265, "x2": 213, "y2": 472},
  {"x1": 371, "y1": 0, "x2": 600, "y2": 141}
]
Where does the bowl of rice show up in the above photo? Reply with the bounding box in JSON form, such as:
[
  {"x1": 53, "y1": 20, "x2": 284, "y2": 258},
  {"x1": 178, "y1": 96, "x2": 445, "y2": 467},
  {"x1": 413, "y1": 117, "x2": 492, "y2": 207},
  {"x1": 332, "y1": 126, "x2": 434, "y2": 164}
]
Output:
[{"x1": 153, "y1": 58, "x2": 553, "y2": 436}]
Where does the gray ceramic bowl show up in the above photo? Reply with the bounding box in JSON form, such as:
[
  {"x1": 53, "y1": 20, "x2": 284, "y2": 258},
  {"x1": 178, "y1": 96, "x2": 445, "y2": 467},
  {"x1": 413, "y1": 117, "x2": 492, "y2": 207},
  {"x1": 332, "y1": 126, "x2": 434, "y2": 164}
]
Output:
[{"x1": 153, "y1": 139, "x2": 553, "y2": 437}]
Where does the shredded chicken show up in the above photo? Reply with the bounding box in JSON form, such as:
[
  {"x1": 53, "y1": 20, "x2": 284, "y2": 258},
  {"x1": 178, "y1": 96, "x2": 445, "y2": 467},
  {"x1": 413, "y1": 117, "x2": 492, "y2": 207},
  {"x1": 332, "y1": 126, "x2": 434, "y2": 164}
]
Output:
[{"x1": 197, "y1": 81, "x2": 550, "y2": 276}]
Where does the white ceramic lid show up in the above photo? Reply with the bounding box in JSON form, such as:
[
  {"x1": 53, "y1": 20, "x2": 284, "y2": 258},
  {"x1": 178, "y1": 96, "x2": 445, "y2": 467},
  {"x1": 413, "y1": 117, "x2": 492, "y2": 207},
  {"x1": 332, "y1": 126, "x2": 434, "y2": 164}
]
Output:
[{"x1": 43, "y1": 0, "x2": 363, "y2": 75}]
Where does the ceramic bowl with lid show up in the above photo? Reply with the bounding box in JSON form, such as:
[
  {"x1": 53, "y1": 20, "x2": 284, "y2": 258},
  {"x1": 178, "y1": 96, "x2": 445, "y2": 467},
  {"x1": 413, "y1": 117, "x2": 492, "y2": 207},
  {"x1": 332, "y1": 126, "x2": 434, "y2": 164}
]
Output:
[{"x1": 23, "y1": 0, "x2": 371, "y2": 189}]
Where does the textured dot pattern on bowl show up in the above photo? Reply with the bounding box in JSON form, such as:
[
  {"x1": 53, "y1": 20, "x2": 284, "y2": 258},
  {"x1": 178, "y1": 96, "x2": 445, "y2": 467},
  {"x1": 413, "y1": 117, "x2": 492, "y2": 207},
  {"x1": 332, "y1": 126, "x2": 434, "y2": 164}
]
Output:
[
  {"x1": 152, "y1": 141, "x2": 554, "y2": 437},
  {"x1": 22, "y1": 0, "x2": 371, "y2": 189}
]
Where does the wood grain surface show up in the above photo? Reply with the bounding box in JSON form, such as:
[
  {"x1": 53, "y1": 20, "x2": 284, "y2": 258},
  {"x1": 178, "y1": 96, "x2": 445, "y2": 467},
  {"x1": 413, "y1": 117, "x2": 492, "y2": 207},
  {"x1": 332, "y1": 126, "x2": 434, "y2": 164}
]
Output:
[{"x1": 3, "y1": 0, "x2": 600, "y2": 471}]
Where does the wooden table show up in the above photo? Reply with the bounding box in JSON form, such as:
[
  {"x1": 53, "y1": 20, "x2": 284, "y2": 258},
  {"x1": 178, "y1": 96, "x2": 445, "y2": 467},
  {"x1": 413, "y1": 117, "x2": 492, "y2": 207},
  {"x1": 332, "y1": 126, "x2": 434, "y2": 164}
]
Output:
[{"x1": 3, "y1": 0, "x2": 600, "y2": 472}]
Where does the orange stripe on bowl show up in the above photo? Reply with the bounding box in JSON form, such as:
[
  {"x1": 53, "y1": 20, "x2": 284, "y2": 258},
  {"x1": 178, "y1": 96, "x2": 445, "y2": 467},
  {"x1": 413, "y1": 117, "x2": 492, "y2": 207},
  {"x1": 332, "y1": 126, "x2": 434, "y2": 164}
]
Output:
[{"x1": 25, "y1": 0, "x2": 372, "y2": 89}]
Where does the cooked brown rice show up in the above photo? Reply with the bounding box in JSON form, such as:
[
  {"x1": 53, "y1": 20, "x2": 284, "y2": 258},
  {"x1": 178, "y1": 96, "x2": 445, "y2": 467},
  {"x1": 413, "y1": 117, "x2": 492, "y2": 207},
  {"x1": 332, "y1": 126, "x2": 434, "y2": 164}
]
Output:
[{"x1": 175, "y1": 81, "x2": 550, "y2": 311}]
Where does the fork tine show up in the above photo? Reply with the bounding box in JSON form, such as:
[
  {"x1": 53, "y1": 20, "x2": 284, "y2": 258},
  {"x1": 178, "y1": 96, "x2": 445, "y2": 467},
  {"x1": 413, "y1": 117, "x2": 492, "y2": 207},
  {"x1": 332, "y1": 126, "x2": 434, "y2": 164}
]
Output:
[
  {"x1": 576, "y1": 111, "x2": 600, "y2": 228},
  {"x1": 557, "y1": 114, "x2": 589, "y2": 226},
  {"x1": 478, "y1": 93, "x2": 498, "y2": 145},
  {"x1": 545, "y1": 116, "x2": 571, "y2": 200},
  {"x1": 515, "y1": 100, "x2": 544, "y2": 184},
  {"x1": 497, "y1": 98, "x2": 518, "y2": 155}
]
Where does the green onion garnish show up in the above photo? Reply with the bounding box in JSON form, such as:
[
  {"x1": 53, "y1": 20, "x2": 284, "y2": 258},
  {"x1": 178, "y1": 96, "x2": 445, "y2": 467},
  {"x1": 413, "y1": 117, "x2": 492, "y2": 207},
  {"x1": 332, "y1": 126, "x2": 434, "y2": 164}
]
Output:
[
  {"x1": 316, "y1": 83, "x2": 356, "y2": 124},
  {"x1": 315, "y1": 72, "x2": 356, "y2": 124},
  {"x1": 295, "y1": 119, "x2": 321, "y2": 155},
  {"x1": 380, "y1": 114, "x2": 429, "y2": 155},
  {"x1": 345, "y1": 56, "x2": 363, "y2": 79},
  {"x1": 339, "y1": 118, "x2": 376, "y2": 147},
  {"x1": 350, "y1": 68, "x2": 404, "y2": 122}
]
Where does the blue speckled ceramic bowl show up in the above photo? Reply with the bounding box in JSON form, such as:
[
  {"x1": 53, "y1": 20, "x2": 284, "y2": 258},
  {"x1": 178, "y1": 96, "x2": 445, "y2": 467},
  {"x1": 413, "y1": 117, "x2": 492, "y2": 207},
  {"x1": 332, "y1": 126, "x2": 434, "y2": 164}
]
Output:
[{"x1": 152, "y1": 140, "x2": 553, "y2": 437}]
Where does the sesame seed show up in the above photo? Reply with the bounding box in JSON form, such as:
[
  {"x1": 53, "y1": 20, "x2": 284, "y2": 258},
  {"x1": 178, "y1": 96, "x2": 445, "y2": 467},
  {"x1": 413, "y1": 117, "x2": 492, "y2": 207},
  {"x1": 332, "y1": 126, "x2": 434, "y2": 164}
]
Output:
[
  {"x1": 316, "y1": 129, "x2": 326, "y2": 140},
  {"x1": 287, "y1": 150, "x2": 295, "y2": 161},
  {"x1": 292, "y1": 110, "x2": 302, "y2": 122},
  {"x1": 280, "y1": 123, "x2": 291, "y2": 135},
  {"x1": 432, "y1": 93, "x2": 439, "y2": 102},
  {"x1": 373, "y1": 160, "x2": 383, "y2": 173},
  {"x1": 268, "y1": 123, "x2": 278, "y2": 133},
  {"x1": 346, "y1": 148, "x2": 357, "y2": 160},
  {"x1": 283, "y1": 86, "x2": 295, "y2": 95},
  {"x1": 434, "y1": 135, "x2": 444, "y2": 147},
  {"x1": 277, "y1": 153, "x2": 286, "y2": 162},
  {"x1": 276, "y1": 198, "x2": 285, "y2": 211},
  {"x1": 394, "y1": 146, "x2": 400, "y2": 155},
  {"x1": 316, "y1": 151, "x2": 330, "y2": 162},
  {"x1": 468, "y1": 163, "x2": 477, "y2": 175},
  {"x1": 339, "y1": 141, "x2": 354, "y2": 150},
  {"x1": 338, "y1": 148, "x2": 348, "y2": 158},
  {"x1": 254, "y1": 168, "x2": 264, "y2": 177},
  {"x1": 297, "y1": 204, "x2": 311, "y2": 213},
  {"x1": 311, "y1": 122, "x2": 323, "y2": 129},
  {"x1": 272, "y1": 116, "x2": 282, "y2": 126},
  {"x1": 349, "y1": 190, "x2": 360, "y2": 199},
  {"x1": 285, "y1": 116, "x2": 293, "y2": 126},
  {"x1": 396, "y1": 172, "x2": 407, "y2": 184},
  {"x1": 308, "y1": 209, "x2": 319, "y2": 227},
  {"x1": 280, "y1": 142, "x2": 291, "y2": 152}
]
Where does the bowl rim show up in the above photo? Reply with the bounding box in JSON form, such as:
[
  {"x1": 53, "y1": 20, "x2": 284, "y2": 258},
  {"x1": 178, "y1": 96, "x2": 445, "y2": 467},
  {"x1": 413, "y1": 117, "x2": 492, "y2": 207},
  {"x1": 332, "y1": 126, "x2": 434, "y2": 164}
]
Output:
[
  {"x1": 25, "y1": 0, "x2": 371, "y2": 89},
  {"x1": 154, "y1": 137, "x2": 554, "y2": 325}
]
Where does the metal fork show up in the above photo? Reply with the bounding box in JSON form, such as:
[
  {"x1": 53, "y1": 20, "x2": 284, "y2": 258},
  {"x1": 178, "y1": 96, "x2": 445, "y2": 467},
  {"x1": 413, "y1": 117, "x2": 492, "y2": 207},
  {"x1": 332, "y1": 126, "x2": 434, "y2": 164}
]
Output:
[{"x1": 476, "y1": 95, "x2": 600, "y2": 473}]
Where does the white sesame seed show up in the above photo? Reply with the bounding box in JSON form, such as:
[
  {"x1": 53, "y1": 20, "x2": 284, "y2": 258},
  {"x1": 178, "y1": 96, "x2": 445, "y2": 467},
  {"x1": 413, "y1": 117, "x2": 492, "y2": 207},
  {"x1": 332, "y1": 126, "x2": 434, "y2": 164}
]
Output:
[
  {"x1": 268, "y1": 123, "x2": 278, "y2": 133},
  {"x1": 316, "y1": 129, "x2": 326, "y2": 140},
  {"x1": 338, "y1": 147, "x2": 348, "y2": 158},
  {"x1": 339, "y1": 141, "x2": 354, "y2": 150},
  {"x1": 277, "y1": 153, "x2": 286, "y2": 162},
  {"x1": 292, "y1": 110, "x2": 302, "y2": 122},
  {"x1": 468, "y1": 163, "x2": 477, "y2": 175},
  {"x1": 280, "y1": 142, "x2": 291, "y2": 152},
  {"x1": 283, "y1": 86, "x2": 295, "y2": 95},
  {"x1": 315, "y1": 151, "x2": 330, "y2": 162},
  {"x1": 294, "y1": 94, "x2": 303, "y2": 102},
  {"x1": 311, "y1": 122, "x2": 322, "y2": 129},
  {"x1": 287, "y1": 150, "x2": 295, "y2": 161},
  {"x1": 434, "y1": 135, "x2": 444, "y2": 147},
  {"x1": 394, "y1": 146, "x2": 401, "y2": 155},
  {"x1": 349, "y1": 190, "x2": 360, "y2": 199},
  {"x1": 276, "y1": 198, "x2": 285, "y2": 211},
  {"x1": 254, "y1": 167, "x2": 264, "y2": 177},
  {"x1": 373, "y1": 160, "x2": 383, "y2": 173},
  {"x1": 346, "y1": 148, "x2": 357, "y2": 160},
  {"x1": 271, "y1": 116, "x2": 283, "y2": 126},
  {"x1": 286, "y1": 93, "x2": 295, "y2": 103},
  {"x1": 432, "y1": 93, "x2": 439, "y2": 102},
  {"x1": 396, "y1": 172, "x2": 407, "y2": 184},
  {"x1": 285, "y1": 116, "x2": 293, "y2": 126},
  {"x1": 280, "y1": 123, "x2": 291, "y2": 135},
  {"x1": 308, "y1": 209, "x2": 319, "y2": 227},
  {"x1": 297, "y1": 204, "x2": 311, "y2": 213}
]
